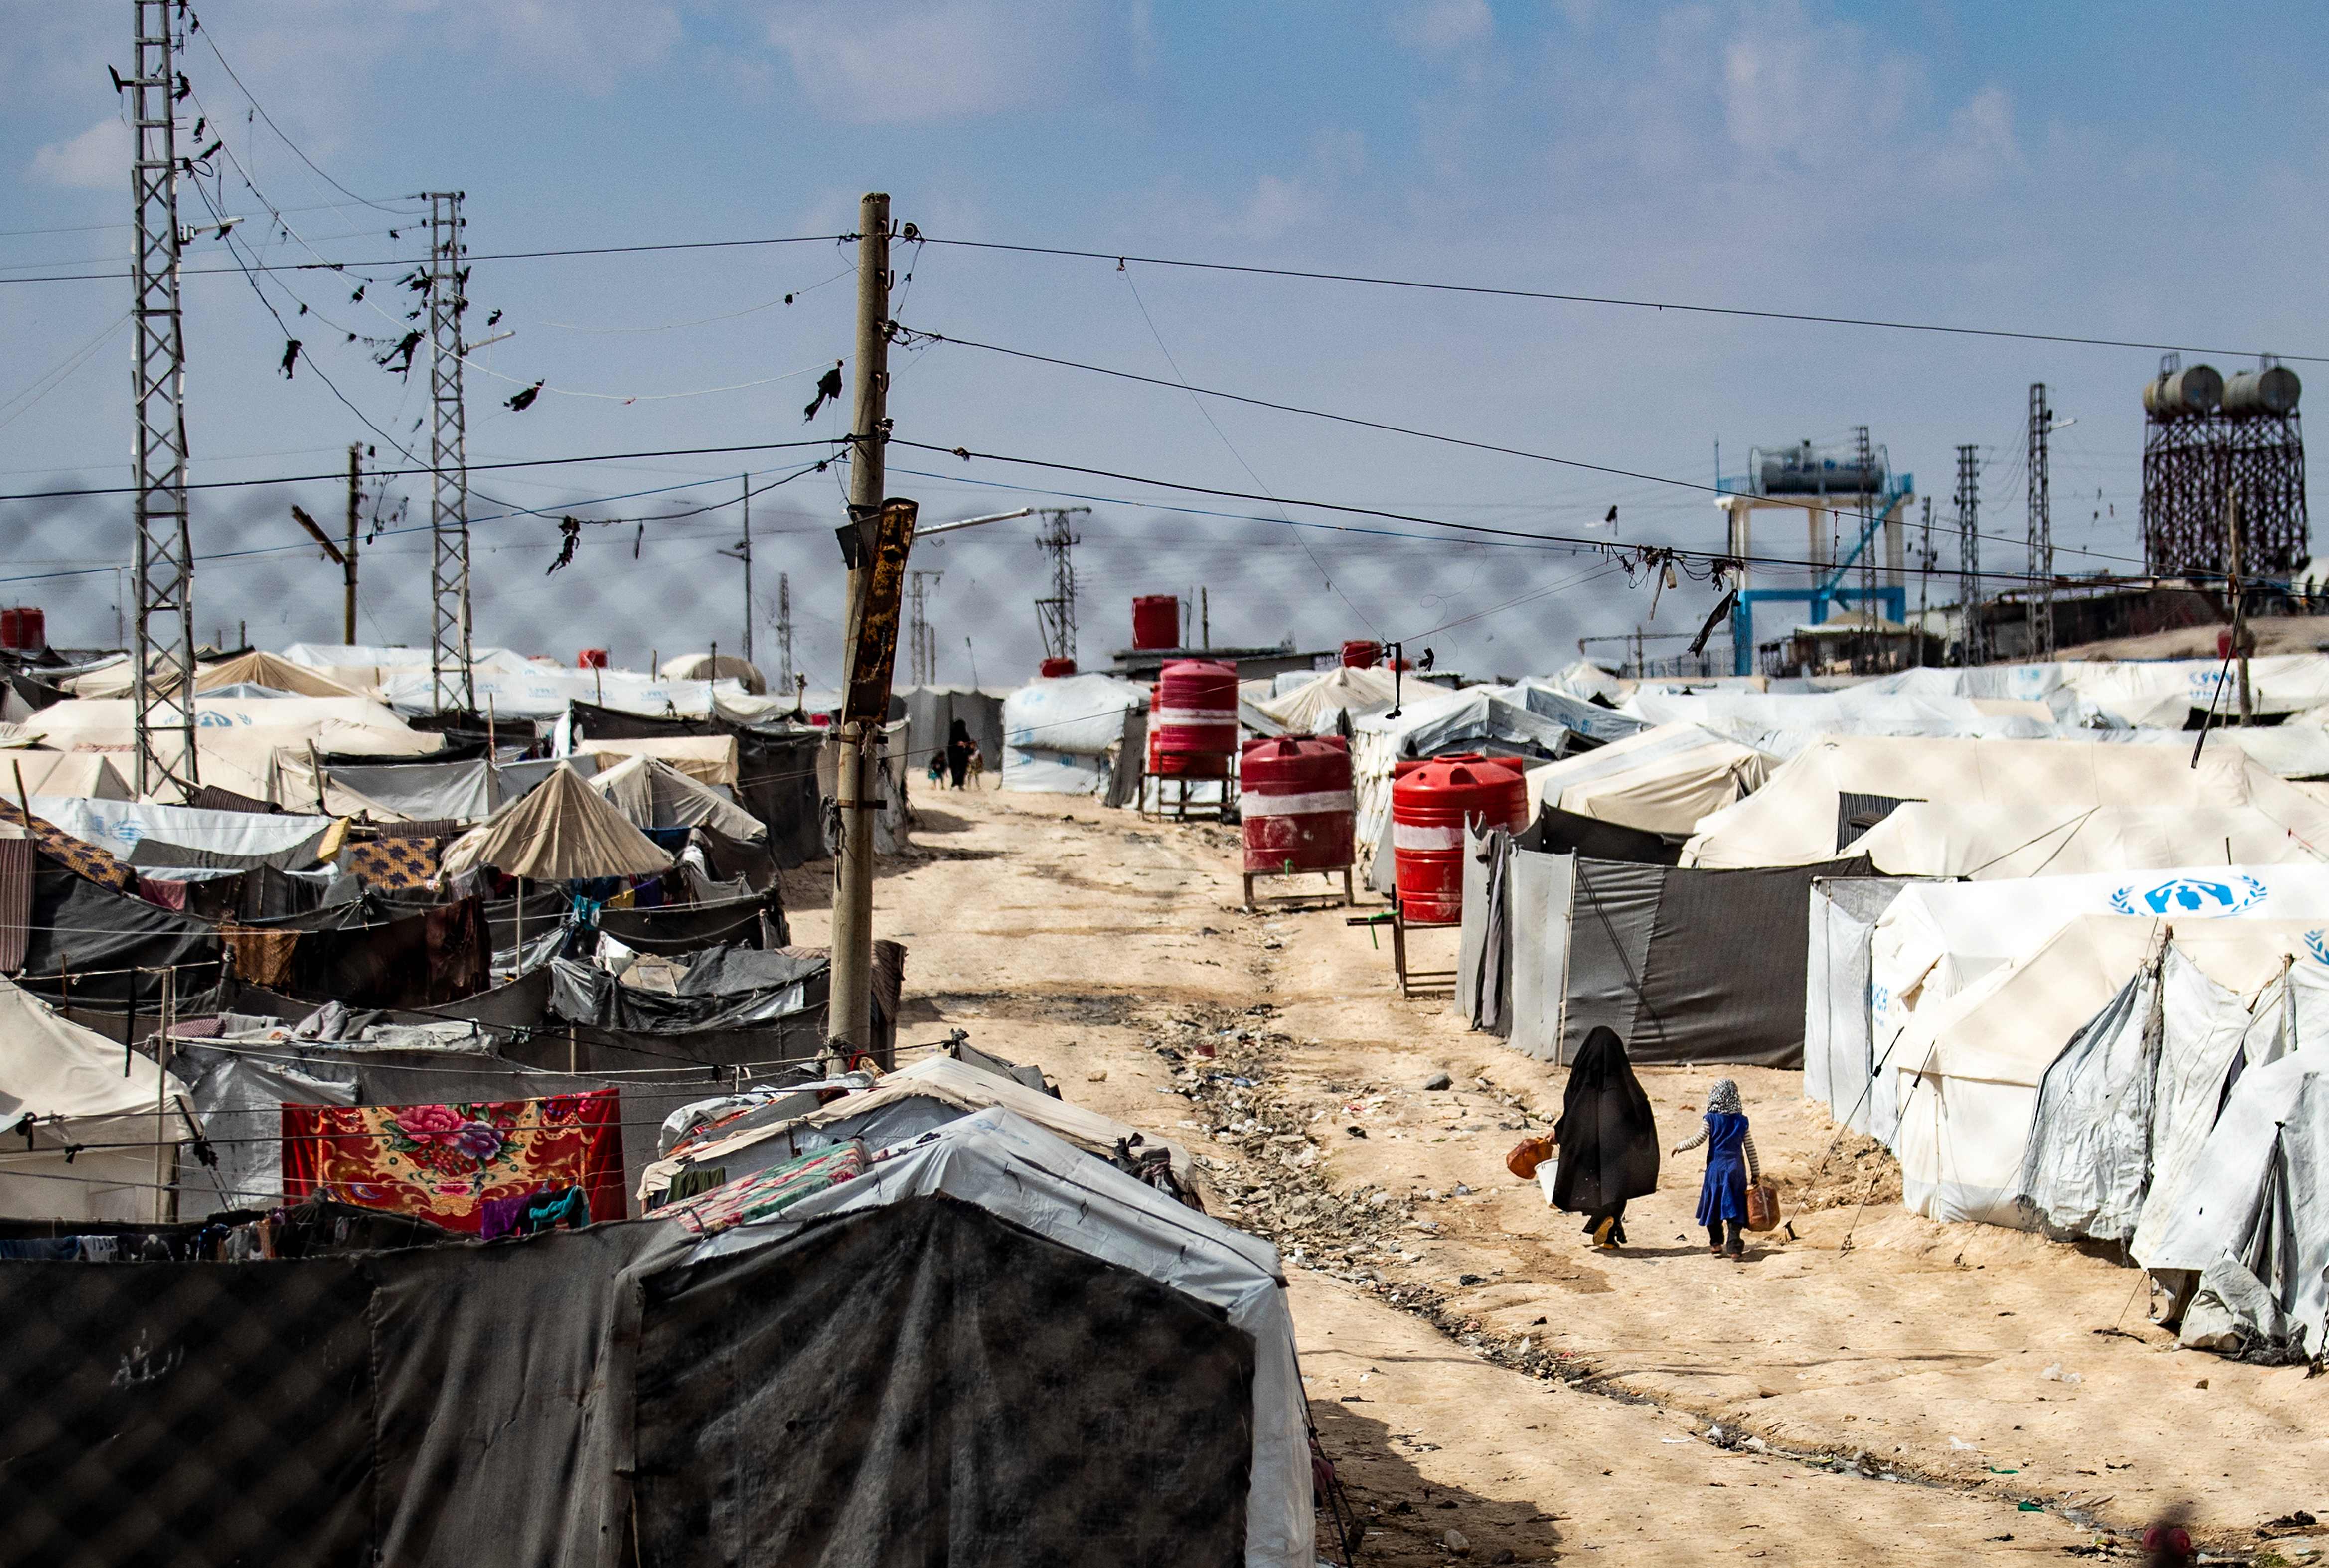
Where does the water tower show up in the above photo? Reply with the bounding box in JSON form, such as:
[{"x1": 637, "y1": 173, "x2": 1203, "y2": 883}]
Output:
[
  {"x1": 1712, "y1": 428, "x2": 1912, "y2": 675},
  {"x1": 2140, "y1": 355, "x2": 2306, "y2": 577}
]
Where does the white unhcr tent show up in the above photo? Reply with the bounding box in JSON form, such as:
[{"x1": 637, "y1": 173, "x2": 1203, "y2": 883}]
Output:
[
  {"x1": 0, "y1": 975, "x2": 193, "y2": 1220},
  {"x1": 1000, "y1": 674, "x2": 1147, "y2": 799},
  {"x1": 439, "y1": 762, "x2": 672, "y2": 881},
  {"x1": 693, "y1": 1105, "x2": 1315, "y2": 1568},
  {"x1": 1851, "y1": 800, "x2": 2329, "y2": 878},
  {"x1": 1521, "y1": 722, "x2": 1769, "y2": 836}
]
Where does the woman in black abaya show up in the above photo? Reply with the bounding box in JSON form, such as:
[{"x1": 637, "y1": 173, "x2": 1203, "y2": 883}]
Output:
[{"x1": 1550, "y1": 1025, "x2": 1661, "y2": 1248}]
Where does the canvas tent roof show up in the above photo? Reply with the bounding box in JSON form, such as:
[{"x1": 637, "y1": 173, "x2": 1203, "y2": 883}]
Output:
[
  {"x1": 588, "y1": 753, "x2": 764, "y2": 841},
  {"x1": 1683, "y1": 736, "x2": 2329, "y2": 869},
  {"x1": 439, "y1": 763, "x2": 672, "y2": 881},
  {"x1": 706, "y1": 1105, "x2": 1314, "y2": 1568},
  {"x1": 196, "y1": 650, "x2": 364, "y2": 699},
  {"x1": 657, "y1": 652, "x2": 766, "y2": 694},
  {"x1": 1852, "y1": 800, "x2": 2329, "y2": 878},
  {"x1": 576, "y1": 734, "x2": 740, "y2": 787},
  {"x1": 1628, "y1": 688, "x2": 2064, "y2": 761},
  {"x1": 0, "y1": 751, "x2": 130, "y2": 801},
  {"x1": 1521, "y1": 721, "x2": 1768, "y2": 836},
  {"x1": 0, "y1": 973, "x2": 192, "y2": 1220},
  {"x1": 1243, "y1": 664, "x2": 1399, "y2": 736}
]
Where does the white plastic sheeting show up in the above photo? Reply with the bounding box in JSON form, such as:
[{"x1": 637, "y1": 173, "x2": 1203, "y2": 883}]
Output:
[
  {"x1": 32, "y1": 796, "x2": 336, "y2": 862},
  {"x1": 1627, "y1": 687, "x2": 2063, "y2": 761},
  {"x1": 1803, "y1": 876, "x2": 1924, "y2": 1140},
  {"x1": 1000, "y1": 674, "x2": 1146, "y2": 796},
  {"x1": 1521, "y1": 722, "x2": 1769, "y2": 836},
  {"x1": 0, "y1": 976, "x2": 193, "y2": 1221},
  {"x1": 695, "y1": 1105, "x2": 1314, "y2": 1568},
  {"x1": 1352, "y1": 688, "x2": 1572, "y2": 889},
  {"x1": 1852, "y1": 800, "x2": 2329, "y2": 879}
]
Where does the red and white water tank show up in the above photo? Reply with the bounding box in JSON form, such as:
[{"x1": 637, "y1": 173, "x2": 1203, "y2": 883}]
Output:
[
  {"x1": 1340, "y1": 639, "x2": 1381, "y2": 669},
  {"x1": 1147, "y1": 658, "x2": 1238, "y2": 778},
  {"x1": 1391, "y1": 753, "x2": 1527, "y2": 924},
  {"x1": 1241, "y1": 736, "x2": 1354, "y2": 875},
  {"x1": 1039, "y1": 656, "x2": 1079, "y2": 678},
  {"x1": 576, "y1": 648, "x2": 610, "y2": 669},
  {"x1": 1132, "y1": 595, "x2": 1181, "y2": 651},
  {"x1": 0, "y1": 607, "x2": 46, "y2": 653}
]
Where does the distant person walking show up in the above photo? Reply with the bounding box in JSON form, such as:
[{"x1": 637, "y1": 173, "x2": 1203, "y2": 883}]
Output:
[
  {"x1": 1674, "y1": 1078, "x2": 1761, "y2": 1259},
  {"x1": 946, "y1": 719, "x2": 977, "y2": 790},
  {"x1": 1549, "y1": 1026, "x2": 1660, "y2": 1249}
]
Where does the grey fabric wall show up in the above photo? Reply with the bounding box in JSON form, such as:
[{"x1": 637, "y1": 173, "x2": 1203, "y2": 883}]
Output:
[
  {"x1": 1804, "y1": 876, "x2": 1918, "y2": 1131},
  {"x1": 1504, "y1": 850, "x2": 1575, "y2": 1064}
]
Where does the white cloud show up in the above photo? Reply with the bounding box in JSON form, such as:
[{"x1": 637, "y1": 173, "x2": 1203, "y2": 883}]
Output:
[
  {"x1": 1392, "y1": 0, "x2": 1494, "y2": 53},
  {"x1": 30, "y1": 117, "x2": 128, "y2": 191},
  {"x1": 765, "y1": 0, "x2": 1105, "y2": 123}
]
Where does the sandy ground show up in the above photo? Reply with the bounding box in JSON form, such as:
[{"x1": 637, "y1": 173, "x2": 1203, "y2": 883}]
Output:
[{"x1": 783, "y1": 786, "x2": 2329, "y2": 1564}]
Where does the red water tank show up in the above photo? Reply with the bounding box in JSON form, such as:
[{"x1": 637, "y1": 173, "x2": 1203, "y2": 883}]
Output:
[
  {"x1": 1039, "y1": 657, "x2": 1078, "y2": 678},
  {"x1": 1147, "y1": 658, "x2": 1239, "y2": 778},
  {"x1": 1391, "y1": 753, "x2": 1527, "y2": 924},
  {"x1": 1241, "y1": 736, "x2": 1355, "y2": 875},
  {"x1": 1132, "y1": 595, "x2": 1181, "y2": 651},
  {"x1": 0, "y1": 607, "x2": 46, "y2": 652},
  {"x1": 576, "y1": 648, "x2": 610, "y2": 669},
  {"x1": 1340, "y1": 639, "x2": 1381, "y2": 669}
]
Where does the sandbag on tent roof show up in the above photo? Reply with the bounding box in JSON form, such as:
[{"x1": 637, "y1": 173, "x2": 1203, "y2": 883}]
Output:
[
  {"x1": 1852, "y1": 800, "x2": 2329, "y2": 878},
  {"x1": 578, "y1": 733, "x2": 740, "y2": 787},
  {"x1": 1522, "y1": 722, "x2": 1768, "y2": 836},
  {"x1": 703, "y1": 1106, "x2": 1315, "y2": 1568},
  {"x1": 439, "y1": 763, "x2": 671, "y2": 881},
  {"x1": 1684, "y1": 735, "x2": 2329, "y2": 869},
  {"x1": 0, "y1": 974, "x2": 192, "y2": 1220},
  {"x1": 587, "y1": 753, "x2": 764, "y2": 841},
  {"x1": 638, "y1": 1052, "x2": 1193, "y2": 1207}
]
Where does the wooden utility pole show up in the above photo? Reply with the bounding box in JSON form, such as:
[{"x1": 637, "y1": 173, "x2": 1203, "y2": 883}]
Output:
[
  {"x1": 829, "y1": 192, "x2": 891, "y2": 1060},
  {"x1": 344, "y1": 443, "x2": 362, "y2": 643},
  {"x1": 2228, "y1": 491, "x2": 2253, "y2": 725}
]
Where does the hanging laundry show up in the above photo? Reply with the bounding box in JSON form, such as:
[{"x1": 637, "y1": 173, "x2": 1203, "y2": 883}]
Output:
[
  {"x1": 282, "y1": 1089, "x2": 622, "y2": 1235},
  {"x1": 657, "y1": 1141, "x2": 866, "y2": 1238},
  {"x1": 219, "y1": 924, "x2": 300, "y2": 989}
]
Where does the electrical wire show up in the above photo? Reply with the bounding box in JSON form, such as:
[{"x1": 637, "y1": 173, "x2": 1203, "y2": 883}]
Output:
[
  {"x1": 0, "y1": 234, "x2": 854, "y2": 286},
  {"x1": 186, "y1": 6, "x2": 420, "y2": 218}
]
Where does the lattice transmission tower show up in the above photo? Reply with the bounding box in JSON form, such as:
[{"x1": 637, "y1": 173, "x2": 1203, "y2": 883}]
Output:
[
  {"x1": 1955, "y1": 443, "x2": 1982, "y2": 667},
  {"x1": 2027, "y1": 383, "x2": 2053, "y2": 661},
  {"x1": 1033, "y1": 507, "x2": 1089, "y2": 664},
  {"x1": 907, "y1": 570, "x2": 941, "y2": 686},
  {"x1": 425, "y1": 191, "x2": 475, "y2": 713},
  {"x1": 126, "y1": 0, "x2": 198, "y2": 796}
]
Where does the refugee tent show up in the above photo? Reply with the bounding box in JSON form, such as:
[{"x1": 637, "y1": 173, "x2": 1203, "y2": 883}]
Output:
[
  {"x1": 1499, "y1": 844, "x2": 1869, "y2": 1068},
  {"x1": 197, "y1": 650, "x2": 365, "y2": 699},
  {"x1": 657, "y1": 651, "x2": 766, "y2": 693},
  {"x1": 1851, "y1": 800, "x2": 2329, "y2": 878},
  {"x1": 563, "y1": 700, "x2": 825, "y2": 870},
  {"x1": 1627, "y1": 686, "x2": 2063, "y2": 760},
  {"x1": 899, "y1": 683, "x2": 1011, "y2": 783},
  {"x1": 2137, "y1": 1051, "x2": 2329, "y2": 1358},
  {"x1": 1521, "y1": 722, "x2": 1769, "y2": 836},
  {"x1": 276, "y1": 640, "x2": 543, "y2": 694},
  {"x1": 0, "y1": 750, "x2": 130, "y2": 800},
  {"x1": 0, "y1": 974, "x2": 191, "y2": 1221},
  {"x1": 1803, "y1": 874, "x2": 1928, "y2": 1136},
  {"x1": 638, "y1": 1052, "x2": 1193, "y2": 1207},
  {"x1": 704, "y1": 1106, "x2": 1315, "y2": 1568},
  {"x1": 1000, "y1": 673, "x2": 1147, "y2": 800},
  {"x1": 588, "y1": 754, "x2": 765, "y2": 840},
  {"x1": 814, "y1": 724, "x2": 914, "y2": 855},
  {"x1": 1684, "y1": 736, "x2": 2329, "y2": 869},
  {"x1": 439, "y1": 763, "x2": 672, "y2": 881},
  {"x1": 575, "y1": 733, "x2": 740, "y2": 787},
  {"x1": 1353, "y1": 687, "x2": 1575, "y2": 890},
  {"x1": 1242, "y1": 663, "x2": 1398, "y2": 737},
  {"x1": 371, "y1": 662, "x2": 750, "y2": 720},
  {"x1": 2219, "y1": 723, "x2": 2329, "y2": 781},
  {"x1": 32, "y1": 796, "x2": 339, "y2": 870},
  {"x1": 0, "y1": 1111, "x2": 1301, "y2": 1568},
  {"x1": 1502, "y1": 680, "x2": 1650, "y2": 745}
]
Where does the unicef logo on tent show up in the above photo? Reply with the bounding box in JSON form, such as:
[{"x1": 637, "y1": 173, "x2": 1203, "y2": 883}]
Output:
[
  {"x1": 2108, "y1": 875, "x2": 2268, "y2": 917},
  {"x1": 2308, "y1": 929, "x2": 2329, "y2": 966}
]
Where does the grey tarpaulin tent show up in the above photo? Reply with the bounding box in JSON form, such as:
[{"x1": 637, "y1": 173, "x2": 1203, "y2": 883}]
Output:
[
  {"x1": 1502, "y1": 848, "x2": 1872, "y2": 1067},
  {"x1": 0, "y1": 1108, "x2": 1306, "y2": 1567},
  {"x1": 901, "y1": 684, "x2": 1011, "y2": 782}
]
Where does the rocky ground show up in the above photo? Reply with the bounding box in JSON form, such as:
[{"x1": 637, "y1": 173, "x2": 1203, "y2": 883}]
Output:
[{"x1": 782, "y1": 786, "x2": 2329, "y2": 1565}]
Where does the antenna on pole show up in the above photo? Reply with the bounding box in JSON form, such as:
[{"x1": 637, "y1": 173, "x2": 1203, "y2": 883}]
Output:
[
  {"x1": 126, "y1": 0, "x2": 198, "y2": 798},
  {"x1": 425, "y1": 190, "x2": 475, "y2": 714}
]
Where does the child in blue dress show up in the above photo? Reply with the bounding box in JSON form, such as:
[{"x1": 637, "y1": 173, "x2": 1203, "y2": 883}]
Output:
[{"x1": 1673, "y1": 1078, "x2": 1760, "y2": 1259}]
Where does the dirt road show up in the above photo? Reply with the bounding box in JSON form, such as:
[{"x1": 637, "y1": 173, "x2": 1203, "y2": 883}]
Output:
[{"x1": 784, "y1": 787, "x2": 2327, "y2": 1563}]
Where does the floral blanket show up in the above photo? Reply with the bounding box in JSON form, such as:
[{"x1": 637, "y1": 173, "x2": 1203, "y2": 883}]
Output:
[
  {"x1": 281, "y1": 1089, "x2": 623, "y2": 1233},
  {"x1": 658, "y1": 1141, "x2": 868, "y2": 1238}
]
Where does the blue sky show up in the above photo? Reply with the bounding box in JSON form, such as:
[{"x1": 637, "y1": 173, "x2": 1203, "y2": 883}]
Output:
[{"x1": 3, "y1": 0, "x2": 2326, "y2": 683}]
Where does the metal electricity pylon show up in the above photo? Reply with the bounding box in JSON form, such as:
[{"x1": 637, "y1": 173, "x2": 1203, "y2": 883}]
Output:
[{"x1": 425, "y1": 190, "x2": 474, "y2": 713}]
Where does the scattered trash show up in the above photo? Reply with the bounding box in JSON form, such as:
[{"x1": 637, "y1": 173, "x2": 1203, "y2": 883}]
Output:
[
  {"x1": 2040, "y1": 1363, "x2": 2082, "y2": 1385},
  {"x1": 1950, "y1": 1437, "x2": 1976, "y2": 1450},
  {"x1": 1441, "y1": 1526, "x2": 1471, "y2": 1556},
  {"x1": 2018, "y1": 1501, "x2": 2043, "y2": 1512},
  {"x1": 1422, "y1": 1071, "x2": 1453, "y2": 1091},
  {"x1": 1086, "y1": 1070, "x2": 1108, "y2": 1083},
  {"x1": 1453, "y1": 1182, "x2": 1473, "y2": 1196},
  {"x1": 1459, "y1": 1273, "x2": 1485, "y2": 1286},
  {"x1": 2194, "y1": 1378, "x2": 2209, "y2": 1389}
]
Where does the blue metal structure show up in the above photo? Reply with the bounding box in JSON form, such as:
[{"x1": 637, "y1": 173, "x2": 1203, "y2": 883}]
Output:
[{"x1": 1725, "y1": 473, "x2": 1914, "y2": 675}]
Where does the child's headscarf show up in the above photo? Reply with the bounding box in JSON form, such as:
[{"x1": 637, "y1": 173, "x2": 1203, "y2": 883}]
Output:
[{"x1": 1706, "y1": 1078, "x2": 1743, "y2": 1117}]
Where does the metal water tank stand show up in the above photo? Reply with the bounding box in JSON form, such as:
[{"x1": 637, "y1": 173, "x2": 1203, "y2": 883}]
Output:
[
  {"x1": 1140, "y1": 770, "x2": 1239, "y2": 823},
  {"x1": 1242, "y1": 862, "x2": 1355, "y2": 914},
  {"x1": 1346, "y1": 895, "x2": 1458, "y2": 999}
]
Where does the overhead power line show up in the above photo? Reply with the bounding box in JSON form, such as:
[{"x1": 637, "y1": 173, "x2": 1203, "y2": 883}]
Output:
[
  {"x1": 911, "y1": 236, "x2": 2329, "y2": 365},
  {"x1": 898, "y1": 323, "x2": 2152, "y2": 572},
  {"x1": 0, "y1": 234, "x2": 852, "y2": 286}
]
